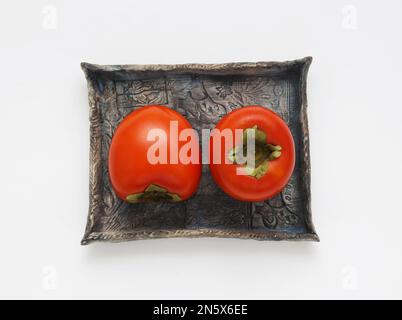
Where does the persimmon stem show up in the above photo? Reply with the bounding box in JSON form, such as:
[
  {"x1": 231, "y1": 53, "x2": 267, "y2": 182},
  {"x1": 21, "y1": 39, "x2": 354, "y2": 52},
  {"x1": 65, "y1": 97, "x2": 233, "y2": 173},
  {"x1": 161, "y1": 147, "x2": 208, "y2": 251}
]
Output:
[
  {"x1": 230, "y1": 125, "x2": 282, "y2": 179},
  {"x1": 126, "y1": 184, "x2": 182, "y2": 203}
]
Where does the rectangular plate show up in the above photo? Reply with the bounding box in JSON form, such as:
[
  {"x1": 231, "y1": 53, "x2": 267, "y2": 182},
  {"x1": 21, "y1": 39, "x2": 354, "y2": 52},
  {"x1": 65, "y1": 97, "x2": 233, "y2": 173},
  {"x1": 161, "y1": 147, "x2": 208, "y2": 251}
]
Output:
[{"x1": 81, "y1": 57, "x2": 319, "y2": 244}]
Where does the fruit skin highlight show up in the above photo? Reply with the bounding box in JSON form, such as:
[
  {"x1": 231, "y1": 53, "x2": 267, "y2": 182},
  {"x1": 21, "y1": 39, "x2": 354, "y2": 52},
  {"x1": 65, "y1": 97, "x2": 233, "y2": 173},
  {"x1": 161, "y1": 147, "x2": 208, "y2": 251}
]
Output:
[
  {"x1": 108, "y1": 105, "x2": 201, "y2": 203},
  {"x1": 209, "y1": 106, "x2": 295, "y2": 202}
]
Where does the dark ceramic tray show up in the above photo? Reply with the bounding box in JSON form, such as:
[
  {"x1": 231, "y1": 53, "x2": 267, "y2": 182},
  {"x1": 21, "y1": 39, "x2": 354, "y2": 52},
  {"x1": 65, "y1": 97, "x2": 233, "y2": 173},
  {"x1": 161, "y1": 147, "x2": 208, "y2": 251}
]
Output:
[{"x1": 81, "y1": 57, "x2": 319, "y2": 244}]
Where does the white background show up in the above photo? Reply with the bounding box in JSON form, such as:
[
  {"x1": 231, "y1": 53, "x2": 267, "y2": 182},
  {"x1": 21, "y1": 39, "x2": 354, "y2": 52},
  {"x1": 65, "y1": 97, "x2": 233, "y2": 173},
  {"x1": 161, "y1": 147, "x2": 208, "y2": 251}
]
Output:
[{"x1": 0, "y1": 0, "x2": 401, "y2": 300}]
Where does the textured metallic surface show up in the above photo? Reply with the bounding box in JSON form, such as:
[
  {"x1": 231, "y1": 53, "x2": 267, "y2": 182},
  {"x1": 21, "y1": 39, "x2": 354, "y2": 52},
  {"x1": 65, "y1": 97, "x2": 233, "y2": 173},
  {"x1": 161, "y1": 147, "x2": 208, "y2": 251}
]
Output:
[{"x1": 81, "y1": 57, "x2": 319, "y2": 245}]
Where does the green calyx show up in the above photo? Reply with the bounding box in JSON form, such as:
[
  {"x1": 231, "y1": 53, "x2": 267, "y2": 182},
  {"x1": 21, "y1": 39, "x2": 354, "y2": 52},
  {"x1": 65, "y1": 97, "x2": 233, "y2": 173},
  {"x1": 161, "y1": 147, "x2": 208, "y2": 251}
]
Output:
[
  {"x1": 229, "y1": 125, "x2": 282, "y2": 179},
  {"x1": 126, "y1": 184, "x2": 182, "y2": 203}
]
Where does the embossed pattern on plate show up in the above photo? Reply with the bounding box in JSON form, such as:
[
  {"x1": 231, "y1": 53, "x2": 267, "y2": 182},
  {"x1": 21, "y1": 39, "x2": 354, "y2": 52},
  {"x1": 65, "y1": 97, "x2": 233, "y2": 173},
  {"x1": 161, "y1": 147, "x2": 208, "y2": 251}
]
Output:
[{"x1": 81, "y1": 58, "x2": 319, "y2": 244}]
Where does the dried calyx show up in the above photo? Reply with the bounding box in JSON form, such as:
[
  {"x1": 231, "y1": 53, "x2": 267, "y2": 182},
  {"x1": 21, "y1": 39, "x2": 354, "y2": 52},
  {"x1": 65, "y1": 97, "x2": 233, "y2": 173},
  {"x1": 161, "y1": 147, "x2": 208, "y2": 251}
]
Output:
[
  {"x1": 126, "y1": 184, "x2": 182, "y2": 203},
  {"x1": 229, "y1": 125, "x2": 282, "y2": 179}
]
